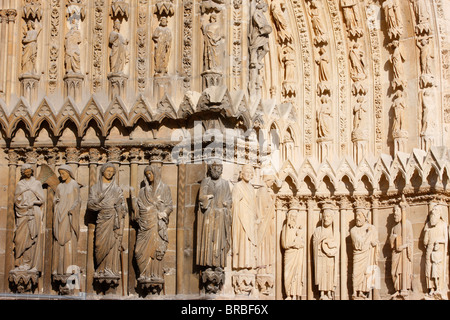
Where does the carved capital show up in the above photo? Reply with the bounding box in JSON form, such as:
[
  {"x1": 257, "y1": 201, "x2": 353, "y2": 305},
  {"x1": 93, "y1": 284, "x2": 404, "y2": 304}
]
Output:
[
  {"x1": 128, "y1": 147, "x2": 141, "y2": 163},
  {"x1": 65, "y1": 147, "x2": 80, "y2": 163},
  {"x1": 7, "y1": 150, "x2": 20, "y2": 165},
  {"x1": 25, "y1": 149, "x2": 39, "y2": 164},
  {"x1": 89, "y1": 148, "x2": 101, "y2": 163},
  {"x1": 22, "y1": 0, "x2": 43, "y2": 21},
  {"x1": 107, "y1": 146, "x2": 122, "y2": 163}
]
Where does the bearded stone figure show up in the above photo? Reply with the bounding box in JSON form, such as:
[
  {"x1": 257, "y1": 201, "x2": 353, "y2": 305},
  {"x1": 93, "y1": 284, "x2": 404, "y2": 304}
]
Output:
[
  {"x1": 52, "y1": 165, "x2": 81, "y2": 278},
  {"x1": 423, "y1": 203, "x2": 448, "y2": 299},
  {"x1": 87, "y1": 163, "x2": 127, "y2": 282},
  {"x1": 312, "y1": 203, "x2": 339, "y2": 300},
  {"x1": 133, "y1": 165, "x2": 173, "y2": 289},
  {"x1": 389, "y1": 204, "x2": 413, "y2": 299},
  {"x1": 13, "y1": 164, "x2": 45, "y2": 272},
  {"x1": 350, "y1": 207, "x2": 379, "y2": 300},
  {"x1": 196, "y1": 161, "x2": 232, "y2": 293}
]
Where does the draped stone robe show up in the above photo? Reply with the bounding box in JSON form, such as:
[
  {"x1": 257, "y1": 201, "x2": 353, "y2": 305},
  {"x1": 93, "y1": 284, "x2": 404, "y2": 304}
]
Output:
[
  {"x1": 281, "y1": 220, "x2": 304, "y2": 298},
  {"x1": 88, "y1": 178, "x2": 126, "y2": 276},
  {"x1": 350, "y1": 222, "x2": 378, "y2": 293},
  {"x1": 134, "y1": 176, "x2": 173, "y2": 281},
  {"x1": 390, "y1": 219, "x2": 413, "y2": 291},
  {"x1": 52, "y1": 179, "x2": 81, "y2": 275},
  {"x1": 232, "y1": 180, "x2": 258, "y2": 270},
  {"x1": 423, "y1": 219, "x2": 448, "y2": 291},
  {"x1": 13, "y1": 176, "x2": 45, "y2": 271},
  {"x1": 312, "y1": 224, "x2": 339, "y2": 293},
  {"x1": 196, "y1": 176, "x2": 232, "y2": 268},
  {"x1": 256, "y1": 185, "x2": 275, "y2": 271},
  {"x1": 109, "y1": 29, "x2": 127, "y2": 73}
]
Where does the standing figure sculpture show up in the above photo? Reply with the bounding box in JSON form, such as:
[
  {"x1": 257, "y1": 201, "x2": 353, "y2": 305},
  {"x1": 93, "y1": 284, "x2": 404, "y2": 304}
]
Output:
[
  {"x1": 109, "y1": 19, "x2": 128, "y2": 74},
  {"x1": 201, "y1": 14, "x2": 225, "y2": 73},
  {"x1": 232, "y1": 164, "x2": 258, "y2": 270},
  {"x1": 133, "y1": 165, "x2": 173, "y2": 293},
  {"x1": 350, "y1": 207, "x2": 379, "y2": 300},
  {"x1": 423, "y1": 203, "x2": 448, "y2": 299},
  {"x1": 13, "y1": 164, "x2": 45, "y2": 272},
  {"x1": 87, "y1": 163, "x2": 127, "y2": 284},
  {"x1": 196, "y1": 161, "x2": 232, "y2": 293},
  {"x1": 349, "y1": 42, "x2": 366, "y2": 82},
  {"x1": 389, "y1": 204, "x2": 413, "y2": 299},
  {"x1": 389, "y1": 40, "x2": 406, "y2": 90},
  {"x1": 382, "y1": 0, "x2": 403, "y2": 39},
  {"x1": 392, "y1": 91, "x2": 406, "y2": 134},
  {"x1": 317, "y1": 97, "x2": 332, "y2": 138},
  {"x1": 152, "y1": 17, "x2": 172, "y2": 75},
  {"x1": 52, "y1": 165, "x2": 81, "y2": 283},
  {"x1": 312, "y1": 203, "x2": 339, "y2": 300},
  {"x1": 281, "y1": 210, "x2": 304, "y2": 300},
  {"x1": 249, "y1": 0, "x2": 272, "y2": 69},
  {"x1": 256, "y1": 174, "x2": 276, "y2": 274},
  {"x1": 340, "y1": 0, "x2": 362, "y2": 37},
  {"x1": 64, "y1": 21, "x2": 82, "y2": 74},
  {"x1": 21, "y1": 20, "x2": 42, "y2": 74}
]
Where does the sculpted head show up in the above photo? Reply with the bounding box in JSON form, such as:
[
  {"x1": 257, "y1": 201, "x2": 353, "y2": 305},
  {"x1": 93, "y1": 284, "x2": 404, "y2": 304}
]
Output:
[
  {"x1": 208, "y1": 161, "x2": 223, "y2": 180},
  {"x1": 429, "y1": 203, "x2": 441, "y2": 227},
  {"x1": 393, "y1": 205, "x2": 402, "y2": 223},
  {"x1": 160, "y1": 16, "x2": 168, "y2": 27},
  {"x1": 263, "y1": 175, "x2": 275, "y2": 188},
  {"x1": 355, "y1": 208, "x2": 368, "y2": 227},
  {"x1": 100, "y1": 163, "x2": 116, "y2": 182},
  {"x1": 287, "y1": 210, "x2": 298, "y2": 228},
  {"x1": 21, "y1": 164, "x2": 34, "y2": 179},
  {"x1": 322, "y1": 208, "x2": 334, "y2": 228},
  {"x1": 240, "y1": 164, "x2": 254, "y2": 183}
]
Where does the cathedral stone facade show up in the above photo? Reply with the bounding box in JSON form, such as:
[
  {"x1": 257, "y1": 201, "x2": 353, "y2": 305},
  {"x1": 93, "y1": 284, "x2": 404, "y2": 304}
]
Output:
[{"x1": 0, "y1": 0, "x2": 450, "y2": 300}]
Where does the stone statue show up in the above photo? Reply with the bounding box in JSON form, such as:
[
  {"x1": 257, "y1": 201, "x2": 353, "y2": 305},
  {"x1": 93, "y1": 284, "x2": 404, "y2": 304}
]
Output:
[
  {"x1": 410, "y1": 0, "x2": 430, "y2": 32},
  {"x1": 249, "y1": 0, "x2": 272, "y2": 69},
  {"x1": 312, "y1": 203, "x2": 339, "y2": 300},
  {"x1": 350, "y1": 207, "x2": 379, "y2": 300},
  {"x1": 416, "y1": 37, "x2": 434, "y2": 76},
  {"x1": 13, "y1": 164, "x2": 45, "y2": 272},
  {"x1": 152, "y1": 17, "x2": 172, "y2": 75},
  {"x1": 64, "y1": 21, "x2": 82, "y2": 74},
  {"x1": 109, "y1": 19, "x2": 128, "y2": 74},
  {"x1": 281, "y1": 210, "x2": 304, "y2": 300},
  {"x1": 52, "y1": 165, "x2": 81, "y2": 278},
  {"x1": 316, "y1": 47, "x2": 330, "y2": 83},
  {"x1": 270, "y1": 0, "x2": 292, "y2": 45},
  {"x1": 353, "y1": 96, "x2": 367, "y2": 132},
  {"x1": 349, "y1": 42, "x2": 366, "y2": 82},
  {"x1": 389, "y1": 204, "x2": 413, "y2": 299},
  {"x1": 256, "y1": 174, "x2": 276, "y2": 274},
  {"x1": 340, "y1": 0, "x2": 362, "y2": 37},
  {"x1": 392, "y1": 91, "x2": 406, "y2": 134},
  {"x1": 423, "y1": 203, "x2": 448, "y2": 299},
  {"x1": 87, "y1": 162, "x2": 127, "y2": 281},
  {"x1": 196, "y1": 161, "x2": 232, "y2": 293},
  {"x1": 21, "y1": 20, "x2": 42, "y2": 74},
  {"x1": 382, "y1": 0, "x2": 403, "y2": 39},
  {"x1": 307, "y1": 0, "x2": 327, "y2": 45},
  {"x1": 201, "y1": 14, "x2": 224, "y2": 73},
  {"x1": 317, "y1": 96, "x2": 332, "y2": 138},
  {"x1": 419, "y1": 88, "x2": 433, "y2": 135},
  {"x1": 133, "y1": 165, "x2": 173, "y2": 289},
  {"x1": 389, "y1": 40, "x2": 405, "y2": 90},
  {"x1": 232, "y1": 164, "x2": 258, "y2": 270}
]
